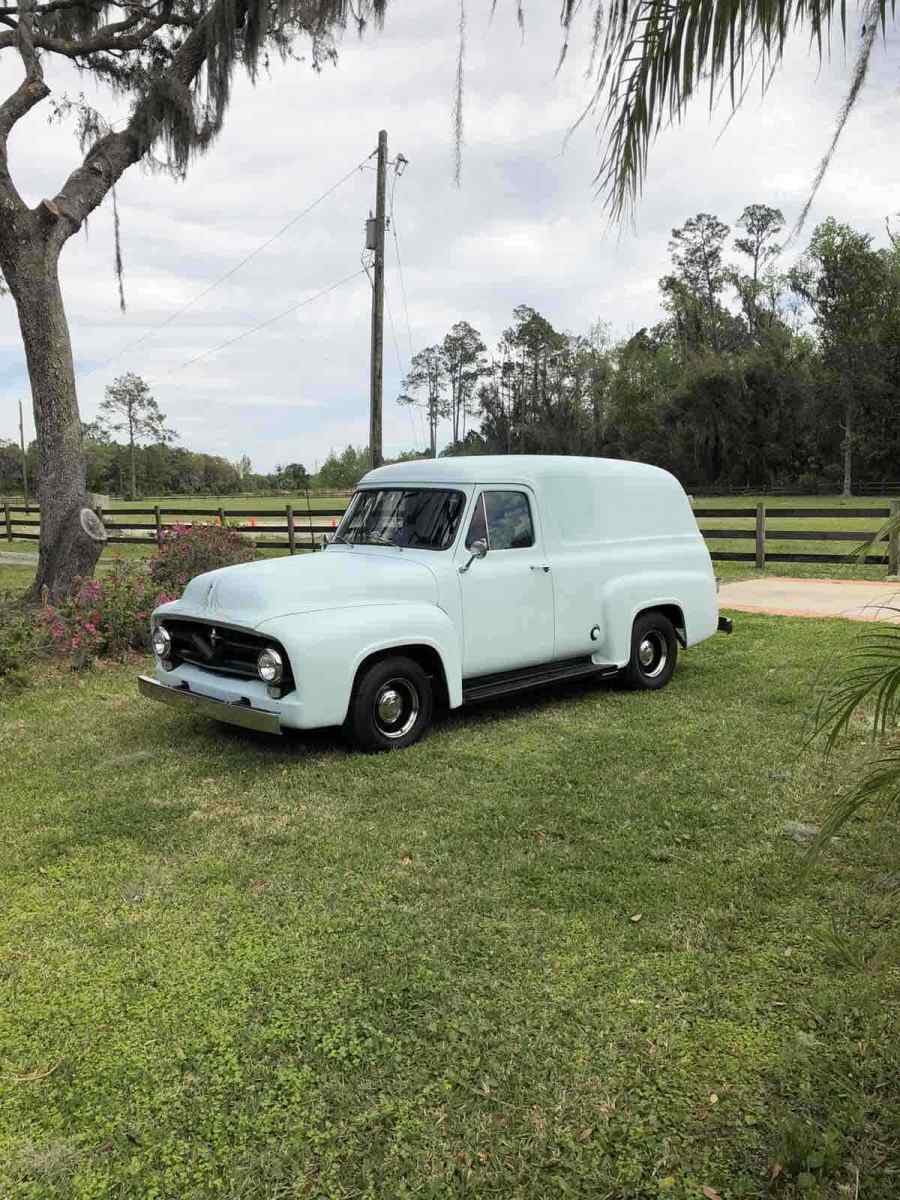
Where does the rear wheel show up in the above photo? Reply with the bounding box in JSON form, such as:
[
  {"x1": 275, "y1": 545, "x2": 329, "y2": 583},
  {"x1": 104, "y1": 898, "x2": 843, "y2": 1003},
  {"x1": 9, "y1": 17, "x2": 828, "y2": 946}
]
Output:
[
  {"x1": 345, "y1": 655, "x2": 433, "y2": 752},
  {"x1": 621, "y1": 612, "x2": 677, "y2": 690}
]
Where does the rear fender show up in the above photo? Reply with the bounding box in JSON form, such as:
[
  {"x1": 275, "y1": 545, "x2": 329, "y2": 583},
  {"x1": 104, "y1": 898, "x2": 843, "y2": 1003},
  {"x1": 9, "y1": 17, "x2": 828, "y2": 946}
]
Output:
[{"x1": 597, "y1": 571, "x2": 717, "y2": 664}]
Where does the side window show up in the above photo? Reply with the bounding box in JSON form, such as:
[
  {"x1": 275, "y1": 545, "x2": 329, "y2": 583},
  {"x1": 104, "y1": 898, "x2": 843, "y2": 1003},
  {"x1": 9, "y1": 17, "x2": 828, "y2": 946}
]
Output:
[
  {"x1": 466, "y1": 490, "x2": 535, "y2": 551},
  {"x1": 485, "y1": 491, "x2": 534, "y2": 549}
]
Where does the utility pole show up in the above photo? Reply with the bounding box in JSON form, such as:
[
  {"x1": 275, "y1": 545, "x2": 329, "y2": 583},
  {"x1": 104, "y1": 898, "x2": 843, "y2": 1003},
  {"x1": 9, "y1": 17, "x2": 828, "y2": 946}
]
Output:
[
  {"x1": 18, "y1": 398, "x2": 28, "y2": 508},
  {"x1": 368, "y1": 129, "x2": 387, "y2": 470}
]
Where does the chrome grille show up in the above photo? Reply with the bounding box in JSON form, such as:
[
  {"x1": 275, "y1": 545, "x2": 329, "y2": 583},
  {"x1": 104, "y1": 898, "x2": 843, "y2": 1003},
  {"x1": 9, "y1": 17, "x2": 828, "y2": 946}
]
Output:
[{"x1": 161, "y1": 618, "x2": 293, "y2": 689}]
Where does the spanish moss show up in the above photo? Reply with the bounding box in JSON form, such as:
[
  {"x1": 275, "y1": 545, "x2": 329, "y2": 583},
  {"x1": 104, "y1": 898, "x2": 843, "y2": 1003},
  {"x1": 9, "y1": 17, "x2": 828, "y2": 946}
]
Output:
[
  {"x1": 111, "y1": 183, "x2": 126, "y2": 312},
  {"x1": 453, "y1": 0, "x2": 465, "y2": 186}
]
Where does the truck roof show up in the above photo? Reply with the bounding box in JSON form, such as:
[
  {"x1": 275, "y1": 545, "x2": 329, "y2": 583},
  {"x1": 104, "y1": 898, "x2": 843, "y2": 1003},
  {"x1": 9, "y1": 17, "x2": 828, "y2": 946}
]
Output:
[{"x1": 361, "y1": 455, "x2": 676, "y2": 488}]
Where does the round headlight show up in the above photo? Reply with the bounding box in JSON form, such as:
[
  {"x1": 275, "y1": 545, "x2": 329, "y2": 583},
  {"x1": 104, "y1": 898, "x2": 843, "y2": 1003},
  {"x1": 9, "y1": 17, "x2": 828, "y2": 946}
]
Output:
[
  {"x1": 257, "y1": 647, "x2": 283, "y2": 684},
  {"x1": 151, "y1": 624, "x2": 171, "y2": 659}
]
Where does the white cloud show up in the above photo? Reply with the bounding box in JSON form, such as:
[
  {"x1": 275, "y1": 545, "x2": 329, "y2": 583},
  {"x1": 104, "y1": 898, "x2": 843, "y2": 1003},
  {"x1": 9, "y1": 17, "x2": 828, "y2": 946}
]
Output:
[{"x1": 1, "y1": 3, "x2": 897, "y2": 469}]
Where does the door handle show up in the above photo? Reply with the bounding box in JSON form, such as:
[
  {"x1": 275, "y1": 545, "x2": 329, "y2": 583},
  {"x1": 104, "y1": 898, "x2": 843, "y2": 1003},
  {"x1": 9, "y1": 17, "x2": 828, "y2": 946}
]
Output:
[{"x1": 530, "y1": 565, "x2": 550, "y2": 573}]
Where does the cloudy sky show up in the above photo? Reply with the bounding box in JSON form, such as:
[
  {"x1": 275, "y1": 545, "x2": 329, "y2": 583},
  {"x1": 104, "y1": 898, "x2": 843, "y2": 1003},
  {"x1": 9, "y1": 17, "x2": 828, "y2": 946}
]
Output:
[{"x1": 1, "y1": 3, "x2": 897, "y2": 472}]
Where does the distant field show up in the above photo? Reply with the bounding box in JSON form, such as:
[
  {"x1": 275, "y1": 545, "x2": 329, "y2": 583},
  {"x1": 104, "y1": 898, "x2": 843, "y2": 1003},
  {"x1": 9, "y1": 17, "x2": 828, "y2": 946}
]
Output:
[{"x1": 108, "y1": 492, "x2": 349, "y2": 512}]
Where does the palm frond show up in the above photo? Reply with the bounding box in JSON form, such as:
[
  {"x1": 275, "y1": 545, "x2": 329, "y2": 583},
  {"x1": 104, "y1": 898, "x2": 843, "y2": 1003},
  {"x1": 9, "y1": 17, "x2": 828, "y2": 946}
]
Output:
[
  {"x1": 851, "y1": 513, "x2": 900, "y2": 565},
  {"x1": 807, "y1": 737, "x2": 900, "y2": 859},
  {"x1": 811, "y1": 621, "x2": 900, "y2": 752},
  {"x1": 790, "y1": 0, "x2": 880, "y2": 239},
  {"x1": 808, "y1": 508, "x2": 900, "y2": 859},
  {"x1": 589, "y1": 0, "x2": 895, "y2": 222}
]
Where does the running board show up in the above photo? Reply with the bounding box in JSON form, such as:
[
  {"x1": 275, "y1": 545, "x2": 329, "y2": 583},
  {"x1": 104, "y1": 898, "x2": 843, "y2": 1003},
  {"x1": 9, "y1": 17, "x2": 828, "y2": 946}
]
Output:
[{"x1": 462, "y1": 656, "x2": 618, "y2": 704}]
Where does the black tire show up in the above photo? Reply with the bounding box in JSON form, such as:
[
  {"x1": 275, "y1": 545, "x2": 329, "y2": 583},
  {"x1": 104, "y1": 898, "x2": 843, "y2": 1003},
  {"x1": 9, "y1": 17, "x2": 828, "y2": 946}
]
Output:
[
  {"x1": 345, "y1": 655, "x2": 433, "y2": 752},
  {"x1": 620, "y1": 612, "x2": 678, "y2": 691}
]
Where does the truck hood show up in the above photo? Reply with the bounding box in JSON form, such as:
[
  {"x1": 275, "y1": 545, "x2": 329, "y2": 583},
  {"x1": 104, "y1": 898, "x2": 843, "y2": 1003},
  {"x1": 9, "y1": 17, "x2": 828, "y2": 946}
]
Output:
[{"x1": 159, "y1": 548, "x2": 439, "y2": 629}]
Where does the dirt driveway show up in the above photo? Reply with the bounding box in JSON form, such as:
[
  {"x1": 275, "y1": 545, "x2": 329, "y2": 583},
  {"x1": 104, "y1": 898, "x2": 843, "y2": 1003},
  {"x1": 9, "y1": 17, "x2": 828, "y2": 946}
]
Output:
[{"x1": 719, "y1": 576, "x2": 900, "y2": 623}]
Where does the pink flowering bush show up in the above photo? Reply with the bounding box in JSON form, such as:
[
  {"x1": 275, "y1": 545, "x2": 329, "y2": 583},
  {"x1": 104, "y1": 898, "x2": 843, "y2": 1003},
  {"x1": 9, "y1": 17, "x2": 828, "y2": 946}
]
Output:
[
  {"x1": 149, "y1": 522, "x2": 256, "y2": 594},
  {"x1": 43, "y1": 561, "x2": 177, "y2": 667}
]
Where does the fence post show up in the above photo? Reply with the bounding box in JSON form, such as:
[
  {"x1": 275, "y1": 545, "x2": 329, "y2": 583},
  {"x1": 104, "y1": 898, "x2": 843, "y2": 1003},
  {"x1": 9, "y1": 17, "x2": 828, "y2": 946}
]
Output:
[
  {"x1": 755, "y1": 502, "x2": 766, "y2": 571},
  {"x1": 286, "y1": 505, "x2": 296, "y2": 555},
  {"x1": 889, "y1": 499, "x2": 900, "y2": 578},
  {"x1": 217, "y1": 506, "x2": 225, "y2": 528},
  {"x1": 154, "y1": 504, "x2": 162, "y2": 548},
  {"x1": 4, "y1": 501, "x2": 11, "y2": 543}
]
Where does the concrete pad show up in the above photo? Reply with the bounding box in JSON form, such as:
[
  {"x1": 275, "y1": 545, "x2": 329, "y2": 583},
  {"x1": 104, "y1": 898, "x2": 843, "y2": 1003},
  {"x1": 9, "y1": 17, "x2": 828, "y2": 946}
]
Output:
[{"x1": 719, "y1": 576, "x2": 900, "y2": 624}]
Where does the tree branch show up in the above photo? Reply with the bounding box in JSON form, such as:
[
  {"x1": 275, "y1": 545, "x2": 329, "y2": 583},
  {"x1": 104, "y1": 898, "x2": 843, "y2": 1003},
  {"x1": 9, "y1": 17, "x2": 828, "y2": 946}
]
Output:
[
  {"x1": 0, "y1": 0, "x2": 50, "y2": 215},
  {"x1": 43, "y1": 0, "x2": 249, "y2": 241},
  {"x1": 0, "y1": 69, "x2": 49, "y2": 141},
  {"x1": 29, "y1": 10, "x2": 172, "y2": 57}
]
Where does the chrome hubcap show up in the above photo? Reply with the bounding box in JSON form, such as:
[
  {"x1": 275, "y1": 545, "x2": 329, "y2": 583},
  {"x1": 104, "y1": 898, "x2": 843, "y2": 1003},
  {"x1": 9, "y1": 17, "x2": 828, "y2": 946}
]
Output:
[
  {"x1": 638, "y1": 632, "x2": 667, "y2": 678},
  {"x1": 377, "y1": 687, "x2": 403, "y2": 724},
  {"x1": 374, "y1": 678, "x2": 419, "y2": 739}
]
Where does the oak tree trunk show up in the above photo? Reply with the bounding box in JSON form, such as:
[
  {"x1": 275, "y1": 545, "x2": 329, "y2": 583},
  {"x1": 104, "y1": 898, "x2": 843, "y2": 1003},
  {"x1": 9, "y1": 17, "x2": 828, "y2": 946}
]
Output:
[{"x1": 0, "y1": 211, "x2": 102, "y2": 599}]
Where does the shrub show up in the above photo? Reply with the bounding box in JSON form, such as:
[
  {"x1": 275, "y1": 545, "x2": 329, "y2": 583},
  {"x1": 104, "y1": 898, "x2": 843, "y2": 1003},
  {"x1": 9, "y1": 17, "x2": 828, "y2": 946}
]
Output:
[
  {"x1": 0, "y1": 598, "x2": 50, "y2": 690},
  {"x1": 149, "y1": 522, "x2": 256, "y2": 593},
  {"x1": 42, "y1": 561, "x2": 177, "y2": 667}
]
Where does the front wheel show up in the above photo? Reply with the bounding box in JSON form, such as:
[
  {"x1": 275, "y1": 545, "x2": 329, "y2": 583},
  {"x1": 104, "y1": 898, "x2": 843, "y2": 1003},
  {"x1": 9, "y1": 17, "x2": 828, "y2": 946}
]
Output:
[
  {"x1": 345, "y1": 655, "x2": 434, "y2": 752},
  {"x1": 620, "y1": 612, "x2": 677, "y2": 690}
]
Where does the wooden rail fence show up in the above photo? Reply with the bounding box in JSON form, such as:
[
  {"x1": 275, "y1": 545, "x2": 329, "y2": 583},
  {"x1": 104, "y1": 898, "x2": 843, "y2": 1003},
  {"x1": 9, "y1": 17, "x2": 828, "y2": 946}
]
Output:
[
  {"x1": 3, "y1": 500, "x2": 899, "y2": 575},
  {"x1": 2, "y1": 503, "x2": 347, "y2": 552},
  {"x1": 693, "y1": 502, "x2": 899, "y2": 574}
]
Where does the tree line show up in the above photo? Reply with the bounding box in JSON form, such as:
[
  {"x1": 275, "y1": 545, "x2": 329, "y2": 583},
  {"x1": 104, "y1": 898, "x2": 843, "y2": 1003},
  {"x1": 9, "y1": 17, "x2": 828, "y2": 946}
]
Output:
[
  {"x1": 1, "y1": 387, "x2": 415, "y2": 500},
  {"x1": 5, "y1": 207, "x2": 897, "y2": 503},
  {"x1": 398, "y1": 207, "x2": 900, "y2": 495}
]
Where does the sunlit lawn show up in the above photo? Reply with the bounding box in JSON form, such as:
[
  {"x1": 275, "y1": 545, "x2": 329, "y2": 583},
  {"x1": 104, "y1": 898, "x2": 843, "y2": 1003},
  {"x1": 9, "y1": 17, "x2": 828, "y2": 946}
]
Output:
[{"x1": 1, "y1": 612, "x2": 898, "y2": 1198}]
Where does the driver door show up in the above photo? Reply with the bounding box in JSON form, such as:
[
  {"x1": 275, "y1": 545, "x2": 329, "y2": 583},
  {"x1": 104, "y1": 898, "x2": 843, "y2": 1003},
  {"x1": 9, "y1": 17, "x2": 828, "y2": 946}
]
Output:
[{"x1": 456, "y1": 487, "x2": 555, "y2": 676}]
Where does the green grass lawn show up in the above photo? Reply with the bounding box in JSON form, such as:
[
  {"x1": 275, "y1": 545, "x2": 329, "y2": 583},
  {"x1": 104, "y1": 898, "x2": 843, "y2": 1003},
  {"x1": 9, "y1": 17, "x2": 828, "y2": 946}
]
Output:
[{"x1": 1, "y1": 615, "x2": 898, "y2": 1198}]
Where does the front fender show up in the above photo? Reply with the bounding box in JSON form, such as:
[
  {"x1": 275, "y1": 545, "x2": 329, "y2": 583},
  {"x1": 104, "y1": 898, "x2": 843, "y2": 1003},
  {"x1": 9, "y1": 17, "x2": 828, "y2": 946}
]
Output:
[{"x1": 255, "y1": 603, "x2": 462, "y2": 729}]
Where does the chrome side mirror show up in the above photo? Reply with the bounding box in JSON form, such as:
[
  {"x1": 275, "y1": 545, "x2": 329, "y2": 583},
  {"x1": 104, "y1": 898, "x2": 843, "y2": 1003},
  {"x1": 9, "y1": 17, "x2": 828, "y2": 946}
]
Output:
[{"x1": 459, "y1": 538, "x2": 488, "y2": 574}]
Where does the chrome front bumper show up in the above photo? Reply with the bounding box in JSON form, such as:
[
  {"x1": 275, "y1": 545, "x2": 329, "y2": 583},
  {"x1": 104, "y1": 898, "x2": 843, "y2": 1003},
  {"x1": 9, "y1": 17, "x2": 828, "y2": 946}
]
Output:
[{"x1": 138, "y1": 675, "x2": 282, "y2": 735}]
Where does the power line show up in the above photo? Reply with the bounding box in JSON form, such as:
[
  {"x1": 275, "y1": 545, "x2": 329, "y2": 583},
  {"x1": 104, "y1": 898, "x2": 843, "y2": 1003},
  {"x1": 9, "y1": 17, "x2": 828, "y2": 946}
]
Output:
[
  {"x1": 159, "y1": 268, "x2": 367, "y2": 378},
  {"x1": 81, "y1": 151, "x2": 376, "y2": 380},
  {"x1": 384, "y1": 277, "x2": 405, "y2": 378},
  {"x1": 386, "y1": 167, "x2": 427, "y2": 448},
  {"x1": 384, "y1": 276, "x2": 421, "y2": 448},
  {"x1": 389, "y1": 170, "x2": 416, "y2": 363}
]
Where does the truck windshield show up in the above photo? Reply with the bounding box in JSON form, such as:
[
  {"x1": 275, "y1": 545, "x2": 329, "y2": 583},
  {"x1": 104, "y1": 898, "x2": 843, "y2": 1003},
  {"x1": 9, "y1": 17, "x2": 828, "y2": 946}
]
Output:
[{"x1": 334, "y1": 488, "x2": 466, "y2": 550}]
